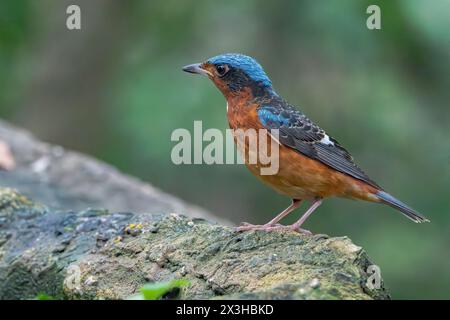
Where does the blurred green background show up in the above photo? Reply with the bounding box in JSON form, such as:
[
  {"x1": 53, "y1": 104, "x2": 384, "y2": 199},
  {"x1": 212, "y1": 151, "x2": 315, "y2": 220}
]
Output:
[{"x1": 1, "y1": 0, "x2": 449, "y2": 299}]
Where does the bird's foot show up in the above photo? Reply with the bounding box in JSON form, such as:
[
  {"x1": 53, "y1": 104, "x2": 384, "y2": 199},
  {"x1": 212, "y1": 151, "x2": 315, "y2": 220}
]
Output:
[
  {"x1": 235, "y1": 222, "x2": 283, "y2": 232},
  {"x1": 262, "y1": 224, "x2": 313, "y2": 235},
  {"x1": 236, "y1": 222, "x2": 313, "y2": 235},
  {"x1": 289, "y1": 225, "x2": 313, "y2": 235}
]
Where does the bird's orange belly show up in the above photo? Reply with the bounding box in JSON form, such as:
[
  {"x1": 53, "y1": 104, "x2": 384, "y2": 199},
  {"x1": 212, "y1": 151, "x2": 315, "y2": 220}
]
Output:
[
  {"x1": 241, "y1": 136, "x2": 376, "y2": 201},
  {"x1": 227, "y1": 101, "x2": 377, "y2": 202}
]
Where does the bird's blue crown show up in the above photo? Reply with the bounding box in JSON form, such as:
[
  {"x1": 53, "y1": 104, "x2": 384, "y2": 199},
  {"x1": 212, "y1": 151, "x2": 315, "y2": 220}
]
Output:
[{"x1": 207, "y1": 53, "x2": 272, "y2": 88}]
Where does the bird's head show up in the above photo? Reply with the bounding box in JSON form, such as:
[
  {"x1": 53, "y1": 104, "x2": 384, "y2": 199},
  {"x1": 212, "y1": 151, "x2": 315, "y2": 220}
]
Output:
[{"x1": 182, "y1": 53, "x2": 275, "y2": 100}]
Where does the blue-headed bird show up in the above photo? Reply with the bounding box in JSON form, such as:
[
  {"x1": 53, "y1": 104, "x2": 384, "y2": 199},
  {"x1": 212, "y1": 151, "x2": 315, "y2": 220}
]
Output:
[{"x1": 183, "y1": 53, "x2": 429, "y2": 234}]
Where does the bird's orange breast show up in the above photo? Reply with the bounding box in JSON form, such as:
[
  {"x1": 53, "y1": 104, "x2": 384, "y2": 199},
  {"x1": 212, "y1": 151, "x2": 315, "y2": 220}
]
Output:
[{"x1": 227, "y1": 95, "x2": 379, "y2": 202}]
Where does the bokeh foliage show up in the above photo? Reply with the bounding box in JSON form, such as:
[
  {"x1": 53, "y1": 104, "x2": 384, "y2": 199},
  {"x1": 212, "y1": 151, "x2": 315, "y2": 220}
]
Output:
[{"x1": 0, "y1": 0, "x2": 449, "y2": 299}]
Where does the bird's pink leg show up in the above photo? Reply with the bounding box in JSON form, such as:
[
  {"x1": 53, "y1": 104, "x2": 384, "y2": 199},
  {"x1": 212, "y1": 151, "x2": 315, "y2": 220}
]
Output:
[
  {"x1": 237, "y1": 199, "x2": 322, "y2": 235},
  {"x1": 287, "y1": 199, "x2": 322, "y2": 234},
  {"x1": 236, "y1": 199, "x2": 302, "y2": 232}
]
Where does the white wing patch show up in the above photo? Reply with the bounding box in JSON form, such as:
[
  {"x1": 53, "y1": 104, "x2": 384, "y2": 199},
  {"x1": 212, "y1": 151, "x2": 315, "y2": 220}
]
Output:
[{"x1": 320, "y1": 134, "x2": 334, "y2": 146}]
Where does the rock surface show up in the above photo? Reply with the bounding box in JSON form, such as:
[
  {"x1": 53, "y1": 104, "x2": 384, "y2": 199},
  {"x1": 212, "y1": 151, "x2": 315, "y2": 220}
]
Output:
[
  {"x1": 0, "y1": 188, "x2": 389, "y2": 300},
  {"x1": 0, "y1": 120, "x2": 226, "y2": 224}
]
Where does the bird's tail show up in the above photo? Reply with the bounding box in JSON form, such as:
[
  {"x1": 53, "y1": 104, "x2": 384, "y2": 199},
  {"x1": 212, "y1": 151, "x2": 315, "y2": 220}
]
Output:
[{"x1": 375, "y1": 191, "x2": 429, "y2": 223}]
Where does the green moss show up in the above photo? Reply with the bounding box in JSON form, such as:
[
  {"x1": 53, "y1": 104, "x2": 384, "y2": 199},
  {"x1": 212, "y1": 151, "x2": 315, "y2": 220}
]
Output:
[
  {"x1": 0, "y1": 188, "x2": 46, "y2": 217},
  {"x1": 0, "y1": 189, "x2": 389, "y2": 300}
]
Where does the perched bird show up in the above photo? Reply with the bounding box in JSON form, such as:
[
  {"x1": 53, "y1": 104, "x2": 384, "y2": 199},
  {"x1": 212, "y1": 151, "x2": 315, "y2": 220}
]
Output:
[{"x1": 183, "y1": 53, "x2": 429, "y2": 234}]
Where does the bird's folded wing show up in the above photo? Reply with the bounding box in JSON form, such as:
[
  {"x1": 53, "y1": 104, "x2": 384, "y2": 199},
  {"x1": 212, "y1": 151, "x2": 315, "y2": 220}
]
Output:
[{"x1": 257, "y1": 102, "x2": 381, "y2": 189}]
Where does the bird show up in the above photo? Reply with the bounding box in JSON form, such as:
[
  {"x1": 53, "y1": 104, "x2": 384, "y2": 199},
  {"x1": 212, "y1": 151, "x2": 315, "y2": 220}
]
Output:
[{"x1": 182, "y1": 53, "x2": 429, "y2": 234}]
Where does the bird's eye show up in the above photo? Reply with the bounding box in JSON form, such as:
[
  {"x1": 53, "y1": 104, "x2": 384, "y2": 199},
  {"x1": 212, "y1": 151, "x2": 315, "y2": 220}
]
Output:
[{"x1": 215, "y1": 64, "x2": 229, "y2": 77}]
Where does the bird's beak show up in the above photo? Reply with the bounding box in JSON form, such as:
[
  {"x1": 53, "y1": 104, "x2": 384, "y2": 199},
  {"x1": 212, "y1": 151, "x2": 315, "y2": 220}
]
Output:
[{"x1": 182, "y1": 63, "x2": 211, "y2": 76}]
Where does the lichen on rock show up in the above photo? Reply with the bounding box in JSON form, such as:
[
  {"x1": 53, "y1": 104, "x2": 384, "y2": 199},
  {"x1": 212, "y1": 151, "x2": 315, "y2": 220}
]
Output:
[{"x1": 0, "y1": 188, "x2": 389, "y2": 300}]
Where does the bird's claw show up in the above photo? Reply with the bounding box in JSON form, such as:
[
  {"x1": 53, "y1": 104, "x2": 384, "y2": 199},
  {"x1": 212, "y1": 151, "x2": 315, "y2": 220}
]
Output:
[
  {"x1": 235, "y1": 223, "x2": 283, "y2": 232},
  {"x1": 290, "y1": 226, "x2": 313, "y2": 235},
  {"x1": 236, "y1": 223, "x2": 313, "y2": 235}
]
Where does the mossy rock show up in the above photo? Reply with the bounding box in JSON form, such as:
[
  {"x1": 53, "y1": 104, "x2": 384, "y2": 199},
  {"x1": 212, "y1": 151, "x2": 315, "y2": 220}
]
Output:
[{"x1": 0, "y1": 188, "x2": 389, "y2": 300}]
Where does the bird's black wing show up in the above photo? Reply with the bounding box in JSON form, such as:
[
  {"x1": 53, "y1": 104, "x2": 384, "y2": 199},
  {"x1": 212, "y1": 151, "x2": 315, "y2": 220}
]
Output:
[{"x1": 257, "y1": 98, "x2": 381, "y2": 189}]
